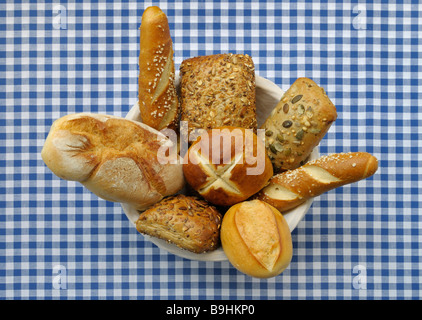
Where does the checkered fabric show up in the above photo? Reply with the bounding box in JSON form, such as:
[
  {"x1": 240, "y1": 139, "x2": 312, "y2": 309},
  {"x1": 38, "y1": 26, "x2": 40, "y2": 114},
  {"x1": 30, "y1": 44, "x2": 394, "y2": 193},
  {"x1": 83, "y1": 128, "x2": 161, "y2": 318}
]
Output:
[{"x1": 0, "y1": 0, "x2": 421, "y2": 300}]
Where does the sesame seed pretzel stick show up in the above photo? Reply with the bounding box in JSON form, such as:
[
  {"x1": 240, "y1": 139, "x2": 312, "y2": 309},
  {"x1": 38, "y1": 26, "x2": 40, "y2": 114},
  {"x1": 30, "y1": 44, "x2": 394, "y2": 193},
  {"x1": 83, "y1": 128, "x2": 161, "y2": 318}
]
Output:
[
  {"x1": 138, "y1": 6, "x2": 180, "y2": 131},
  {"x1": 256, "y1": 152, "x2": 378, "y2": 212}
]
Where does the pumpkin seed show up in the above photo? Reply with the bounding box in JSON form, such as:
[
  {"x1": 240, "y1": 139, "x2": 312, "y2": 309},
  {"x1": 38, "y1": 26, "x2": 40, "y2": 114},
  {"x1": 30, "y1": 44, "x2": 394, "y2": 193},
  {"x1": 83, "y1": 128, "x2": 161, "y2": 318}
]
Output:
[
  {"x1": 282, "y1": 120, "x2": 293, "y2": 128},
  {"x1": 309, "y1": 128, "x2": 321, "y2": 134},
  {"x1": 295, "y1": 129, "x2": 305, "y2": 140},
  {"x1": 274, "y1": 142, "x2": 284, "y2": 152},
  {"x1": 269, "y1": 143, "x2": 278, "y2": 154},
  {"x1": 276, "y1": 133, "x2": 284, "y2": 142},
  {"x1": 292, "y1": 95, "x2": 303, "y2": 104},
  {"x1": 283, "y1": 103, "x2": 289, "y2": 113},
  {"x1": 297, "y1": 104, "x2": 305, "y2": 115},
  {"x1": 284, "y1": 147, "x2": 292, "y2": 156},
  {"x1": 306, "y1": 106, "x2": 314, "y2": 118},
  {"x1": 265, "y1": 130, "x2": 273, "y2": 136}
]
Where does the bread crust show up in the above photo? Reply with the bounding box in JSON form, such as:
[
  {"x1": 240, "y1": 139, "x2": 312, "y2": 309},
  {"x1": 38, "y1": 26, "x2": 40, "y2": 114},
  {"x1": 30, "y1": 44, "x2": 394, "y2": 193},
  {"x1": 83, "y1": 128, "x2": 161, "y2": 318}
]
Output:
[
  {"x1": 256, "y1": 152, "x2": 378, "y2": 212},
  {"x1": 138, "y1": 6, "x2": 180, "y2": 130},
  {"x1": 179, "y1": 53, "x2": 257, "y2": 142},
  {"x1": 183, "y1": 126, "x2": 273, "y2": 206},
  {"x1": 261, "y1": 77, "x2": 337, "y2": 172},
  {"x1": 41, "y1": 113, "x2": 185, "y2": 211},
  {"x1": 220, "y1": 200, "x2": 293, "y2": 278},
  {"x1": 136, "y1": 194, "x2": 222, "y2": 253}
]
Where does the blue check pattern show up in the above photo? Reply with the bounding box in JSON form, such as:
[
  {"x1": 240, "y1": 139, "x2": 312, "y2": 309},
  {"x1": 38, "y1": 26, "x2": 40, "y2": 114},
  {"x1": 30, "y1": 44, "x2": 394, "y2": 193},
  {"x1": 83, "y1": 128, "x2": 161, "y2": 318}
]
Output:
[{"x1": 0, "y1": 0, "x2": 421, "y2": 300}]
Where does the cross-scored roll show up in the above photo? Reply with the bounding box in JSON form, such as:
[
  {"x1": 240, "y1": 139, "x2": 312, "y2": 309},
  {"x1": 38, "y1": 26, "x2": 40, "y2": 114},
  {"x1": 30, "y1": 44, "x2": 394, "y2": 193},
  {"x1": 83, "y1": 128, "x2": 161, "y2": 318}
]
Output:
[{"x1": 183, "y1": 126, "x2": 273, "y2": 207}]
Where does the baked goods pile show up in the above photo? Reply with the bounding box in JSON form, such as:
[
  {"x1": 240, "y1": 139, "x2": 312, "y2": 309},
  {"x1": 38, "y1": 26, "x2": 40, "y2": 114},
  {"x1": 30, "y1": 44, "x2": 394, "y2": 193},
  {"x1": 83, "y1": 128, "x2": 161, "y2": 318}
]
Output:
[{"x1": 41, "y1": 6, "x2": 378, "y2": 278}]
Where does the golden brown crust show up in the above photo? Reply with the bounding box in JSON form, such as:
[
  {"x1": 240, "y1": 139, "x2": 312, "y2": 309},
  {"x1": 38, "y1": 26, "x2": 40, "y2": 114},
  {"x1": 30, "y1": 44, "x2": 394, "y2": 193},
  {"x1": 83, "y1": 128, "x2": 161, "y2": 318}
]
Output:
[
  {"x1": 179, "y1": 53, "x2": 257, "y2": 142},
  {"x1": 256, "y1": 152, "x2": 378, "y2": 212},
  {"x1": 138, "y1": 6, "x2": 180, "y2": 130},
  {"x1": 220, "y1": 200, "x2": 293, "y2": 278},
  {"x1": 40, "y1": 113, "x2": 185, "y2": 211},
  {"x1": 183, "y1": 127, "x2": 273, "y2": 207},
  {"x1": 261, "y1": 77, "x2": 337, "y2": 172},
  {"x1": 136, "y1": 194, "x2": 222, "y2": 253}
]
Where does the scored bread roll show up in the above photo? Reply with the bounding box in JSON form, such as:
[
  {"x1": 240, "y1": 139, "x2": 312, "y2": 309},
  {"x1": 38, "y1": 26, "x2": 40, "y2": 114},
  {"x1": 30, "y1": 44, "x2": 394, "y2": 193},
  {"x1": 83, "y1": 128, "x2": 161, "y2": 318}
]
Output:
[
  {"x1": 138, "y1": 6, "x2": 180, "y2": 130},
  {"x1": 183, "y1": 126, "x2": 273, "y2": 207},
  {"x1": 136, "y1": 194, "x2": 222, "y2": 253},
  {"x1": 261, "y1": 77, "x2": 337, "y2": 172},
  {"x1": 41, "y1": 113, "x2": 185, "y2": 211},
  {"x1": 256, "y1": 152, "x2": 378, "y2": 212},
  {"x1": 179, "y1": 53, "x2": 257, "y2": 143},
  {"x1": 220, "y1": 199, "x2": 293, "y2": 278}
]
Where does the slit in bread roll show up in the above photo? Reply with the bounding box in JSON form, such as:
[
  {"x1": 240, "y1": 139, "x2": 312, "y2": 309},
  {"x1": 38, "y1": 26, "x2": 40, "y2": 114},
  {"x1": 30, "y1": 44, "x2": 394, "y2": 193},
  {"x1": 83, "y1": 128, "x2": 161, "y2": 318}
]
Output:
[
  {"x1": 220, "y1": 199, "x2": 293, "y2": 278},
  {"x1": 41, "y1": 113, "x2": 185, "y2": 211}
]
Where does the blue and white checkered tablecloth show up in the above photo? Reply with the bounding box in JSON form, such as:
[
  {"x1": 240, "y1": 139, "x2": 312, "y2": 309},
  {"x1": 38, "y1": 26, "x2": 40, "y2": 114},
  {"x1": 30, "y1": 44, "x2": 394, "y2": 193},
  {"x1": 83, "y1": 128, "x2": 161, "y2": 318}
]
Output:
[{"x1": 0, "y1": 0, "x2": 421, "y2": 300}]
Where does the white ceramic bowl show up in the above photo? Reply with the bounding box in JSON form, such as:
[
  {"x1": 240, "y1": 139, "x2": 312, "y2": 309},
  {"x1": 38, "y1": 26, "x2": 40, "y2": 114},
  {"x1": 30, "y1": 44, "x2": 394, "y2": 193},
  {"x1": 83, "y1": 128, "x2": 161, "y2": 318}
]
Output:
[{"x1": 122, "y1": 74, "x2": 318, "y2": 261}]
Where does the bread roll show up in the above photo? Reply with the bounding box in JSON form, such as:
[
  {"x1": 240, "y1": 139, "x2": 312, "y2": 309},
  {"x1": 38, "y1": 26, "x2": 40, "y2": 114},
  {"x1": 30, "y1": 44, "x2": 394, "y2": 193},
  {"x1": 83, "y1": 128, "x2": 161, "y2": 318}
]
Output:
[
  {"x1": 220, "y1": 200, "x2": 293, "y2": 278},
  {"x1": 136, "y1": 194, "x2": 222, "y2": 253},
  {"x1": 41, "y1": 113, "x2": 185, "y2": 211},
  {"x1": 138, "y1": 6, "x2": 180, "y2": 130},
  {"x1": 256, "y1": 152, "x2": 378, "y2": 212},
  {"x1": 183, "y1": 126, "x2": 273, "y2": 206},
  {"x1": 261, "y1": 77, "x2": 337, "y2": 172},
  {"x1": 179, "y1": 53, "x2": 257, "y2": 143}
]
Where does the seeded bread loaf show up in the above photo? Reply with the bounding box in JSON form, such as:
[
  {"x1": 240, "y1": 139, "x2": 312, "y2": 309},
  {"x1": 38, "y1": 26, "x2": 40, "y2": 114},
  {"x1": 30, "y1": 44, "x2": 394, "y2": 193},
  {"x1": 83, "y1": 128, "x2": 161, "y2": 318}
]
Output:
[
  {"x1": 261, "y1": 77, "x2": 337, "y2": 172},
  {"x1": 179, "y1": 53, "x2": 257, "y2": 143},
  {"x1": 256, "y1": 152, "x2": 378, "y2": 212},
  {"x1": 136, "y1": 194, "x2": 222, "y2": 253},
  {"x1": 138, "y1": 6, "x2": 180, "y2": 130}
]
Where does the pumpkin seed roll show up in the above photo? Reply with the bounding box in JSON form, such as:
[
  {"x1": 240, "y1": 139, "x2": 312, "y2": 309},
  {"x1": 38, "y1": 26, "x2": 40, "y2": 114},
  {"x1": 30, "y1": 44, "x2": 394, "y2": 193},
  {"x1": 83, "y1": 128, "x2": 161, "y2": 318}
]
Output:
[{"x1": 261, "y1": 77, "x2": 337, "y2": 172}]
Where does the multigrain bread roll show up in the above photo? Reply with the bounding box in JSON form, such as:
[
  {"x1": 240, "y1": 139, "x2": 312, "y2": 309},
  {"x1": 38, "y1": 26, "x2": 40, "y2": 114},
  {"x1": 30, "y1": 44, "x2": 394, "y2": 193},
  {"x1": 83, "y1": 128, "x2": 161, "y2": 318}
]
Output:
[
  {"x1": 136, "y1": 194, "x2": 222, "y2": 253},
  {"x1": 179, "y1": 53, "x2": 257, "y2": 143},
  {"x1": 138, "y1": 6, "x2": 180, "y2": 130},
  {"x1": 41, "y1": 113, "x2": 185, "y2": 211},
  {"x1": 256, "y1": 152, "x2": 378, "y2": 212},
  {"x1": 220, "y1": 200, "x2": 293, "y2": 278},
  {"x1": 261, "y1": 77, "x2": 337, "y2": 172},
  {"x1": 183, "y1": 126, "x2": 273, "y2": 207}
]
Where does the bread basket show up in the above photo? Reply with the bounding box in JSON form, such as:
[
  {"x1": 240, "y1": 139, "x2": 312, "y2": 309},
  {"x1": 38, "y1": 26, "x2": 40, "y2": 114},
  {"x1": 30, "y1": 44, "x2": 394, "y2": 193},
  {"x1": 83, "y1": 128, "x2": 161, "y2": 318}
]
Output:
[{"x1": 122, "y1": 74, "x2": 318, "y2": 261}]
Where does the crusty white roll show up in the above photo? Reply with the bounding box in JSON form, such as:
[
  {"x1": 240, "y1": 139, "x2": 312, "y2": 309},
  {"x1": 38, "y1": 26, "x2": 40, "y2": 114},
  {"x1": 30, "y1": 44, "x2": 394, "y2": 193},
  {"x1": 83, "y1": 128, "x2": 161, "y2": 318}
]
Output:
[
  {"x1": 183, "y1": 126, "x2": 273, "y2": 207},
  {"x1": 221, "y1": 199, "x2": 293, "y2": 278},
  {"x1": 256, "y1": 152, "x2": 378, "y2": 212},
  {"x1": 41, "y1": 113, "x2": 184, "y2": 211},
  {"x1": 138, "y1": 6, "x2": 180, "y2": 130}
]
